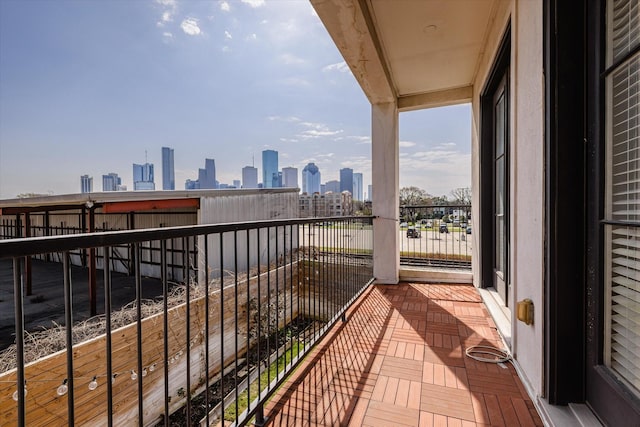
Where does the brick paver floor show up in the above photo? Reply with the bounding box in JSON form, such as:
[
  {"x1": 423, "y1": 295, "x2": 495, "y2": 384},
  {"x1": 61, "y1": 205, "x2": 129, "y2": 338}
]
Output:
[{"x1": 264, "y1": 283, "x2": 543, "y2": 426}]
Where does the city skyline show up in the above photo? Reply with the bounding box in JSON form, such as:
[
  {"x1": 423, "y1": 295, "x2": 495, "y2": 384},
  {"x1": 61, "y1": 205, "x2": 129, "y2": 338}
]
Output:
[
  {"x1": 0, "y1": 0, "x2": 471, "y2": 199},
  {"x1": 75, "y1": 147, "x2": 369, "y2": 194}
]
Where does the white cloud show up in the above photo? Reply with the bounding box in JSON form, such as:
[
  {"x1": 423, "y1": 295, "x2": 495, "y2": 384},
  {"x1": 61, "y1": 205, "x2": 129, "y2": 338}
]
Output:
[
  {"x1": 181, "y1": 18, "x2": 201, "y2": 36},
  {"x1": 268, "y1": 116, "x2": 301, "y2": 123},
  {"x1": 399, "y1": 140, "x2": 416, "y2": 148},
  {"x1": 224, "y1": 30, "x2": 233, "y2": 39},
  {"x1": 222, "y1": 46, "x2": 231, "y2": 53},
  {"x1": 156, "y1": 0, "x2": 176, "y2": 27},
  {"x1": 220, "y1": 1, "x2": 230, "y2": 12},
  {"x1": 278, "y1": 77, "x2": 310, "y2": 87},
  {"x1": 241, "y1": 0, "x2": 265, "y2": 7},
  {"x1": 348, "y1": 136, "x2": 371, "y2": 144},
  {"x1": 246, "y1": 33, "x2": 258, "y2": 41},
  {"x1": 300, "y1": 129, "x2": 343, "y2": 138},
  {"x1": 162, "y1": 32, "x2": 173, "y2": 42},
  {"x1": 399, "y1": 152, "x2": 472, "y2": 196},
  {"x1": 300, "y1": 121, "x2": 327, "y2": 130},
  {"x1": 340, "y1": 156, "x2": 371, "y2": 172},
  {"x1": 322, "y1": 61, "x2": 350, "y2": 73},
  {"x1": 296, "y1": 121, "x2": 343, "y2": 139},
  {"x1": 279, "y1": 53, "x2": 306, "y2": 66}
]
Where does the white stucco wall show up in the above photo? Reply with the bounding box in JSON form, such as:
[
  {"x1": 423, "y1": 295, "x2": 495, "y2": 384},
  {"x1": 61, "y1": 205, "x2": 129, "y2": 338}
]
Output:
[
  {"x1": 198, "y1": 190, "x2": 300, "y2": 278},
  {"x1": 372, "y1": 102, "x2": 400, "y2": 284},
  {"x1": 471, "y1": 0, "x2": 545, "y2": 398}
]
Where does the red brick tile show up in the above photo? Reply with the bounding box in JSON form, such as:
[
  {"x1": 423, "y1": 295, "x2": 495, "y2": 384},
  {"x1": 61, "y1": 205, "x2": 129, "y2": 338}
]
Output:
[
  {"x1": 423, "y1": 361, "x2": 434, "y2": 384},
  {"x1": 419, "y1": 411, "x2": 434, "y2": 427},
  {"x1": 408, "y1": 381, "x2": 422, "y2": 410},
  {"x1": 264, "y1": 283, "x2": 543, "y2": 427},
  {"x1": 371, "y1": 375, "x2": 389, "y2": 401},
  {"x1": 383, "y1": 376, "x2": 399, "y2": 404},
  {"x1": 434, "y1": 414, "x2": 448, "y2": 427},
  {"x1": 511, "y1": 397, "x2": 537, "y2": 427},
  {"x1": 348, "y1": 397, "x2": 370, "y2": 426},
  {"x1": 483, "y1": 394, "x2": 505, "y2": 426},
  {"x1": 433, "y1": 363, "x2": 446, "y2": 386},
  {"x1": 364, "y1": 401, "x2": 420, "y2": 427}
]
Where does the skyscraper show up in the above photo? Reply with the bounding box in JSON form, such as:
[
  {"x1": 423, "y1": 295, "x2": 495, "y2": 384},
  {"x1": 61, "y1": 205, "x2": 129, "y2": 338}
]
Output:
[
  {"x1": 262, "y1": 150, "x2": 278, "y2": 188},
  {"x1": 102, "y1": 173, "x2": 123, "y2": 191},
  {"x1": 302, "y1": 163, "x2": 321, "y2": 194},
  {"x1": 196, "y1": 158, "x2": 216, "y2": 189},
  {"x1": 272, "y1": 171, "x2": 282, "y2": 188},
  {"x1": 80, "y1": 175, "x2": 93, "y2": 193},
  {"x1": 242, "y1": 166, "x2": 258, "y2": 188},
  {"x1": 133, "y1": 163, "x2": 155, "y2": 190},
  {"x1": 340, "y1": 168, "x2": 354, "y2": 195},
  {"x1": 282, "y1": 167, "x2": 298, "y2": 189},
  {"x1": 367, "y1": 184, "x2": 373, "y2": 201},
  {"x1": 161, "y1": 147, "x2": 175, "y2": 190},
  {"x1": 353, "y1": 173, "x2": 363, "y2": 201},
  {"x1": 325, "y1": 180, "x2": 340, "y2": 193}
]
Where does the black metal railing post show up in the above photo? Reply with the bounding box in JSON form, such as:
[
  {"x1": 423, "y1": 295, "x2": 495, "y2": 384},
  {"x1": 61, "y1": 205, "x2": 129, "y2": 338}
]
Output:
[
  {"x1": 104, "y1": 247, "x2": 114, "y2": 427},
  {"x1": 0, "y1": 216, "x2": 374, "y2": 427},
  {"x1": 13, "y1": 257, "x2": 25, "y2": 426},
  {"x1": 63, "y1": 252, "x2": 75, "y2": 425}
]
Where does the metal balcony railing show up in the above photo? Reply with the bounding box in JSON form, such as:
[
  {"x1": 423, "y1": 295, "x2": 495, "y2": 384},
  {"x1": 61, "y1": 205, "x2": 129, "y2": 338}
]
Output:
[
  {"x1": 399, "y1": 204, "x2": 472, "y2": 269},
  {"x1": 0, "y1": 216, "x2": 373, "y2": 426}
]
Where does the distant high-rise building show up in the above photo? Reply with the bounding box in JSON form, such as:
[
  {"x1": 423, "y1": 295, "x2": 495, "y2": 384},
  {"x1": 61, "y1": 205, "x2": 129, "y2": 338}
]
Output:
[
  {"x1": 198, "y1": 158, "x2": 216, "y2": 189},
  {"x1": 272, "y1": 171, "x2": 282, "y2": 188},
  {"x1": 353, "y1": 173, "x2": 363, "y2": 201},
  {"x1": 262, "y1": 150, "x2": 278, "y2": 188},
  {"x1": 325, "y1": 180, "x2": 340, "y2": 193},
  {"x1": 367, "y1": 184, "x2": 373, "y2": 201},
  {"x1": 282, "y1": 167, "x2": 298, "y2": 189},
  {"x1": 340, "y1": 168, "x2": 353, "y2": 195},
  {"x1": 233, "y1": 180, "x2": 241, "y2": 188},
  {"x1": 185, "y1": 179, "x2": 199, "y2": 190},
  {"x1": 102, "y1": 173, "x2": 123, "y2": 191},
  {"x1": 162, "y1": 147, "x2": 175, "y2": 190},
  {"x1": 242, "y1": 166, "x2": 258, "y2": 188},
  {"x1": 302, "y1": 163, "x2": 321, "y2": 194},
  {"x1": 133, "y1": 163, "x2": 155, "y2": 190},
  {"x1": 80, "y1": 175, "x2": 93, "y2": 193},
  {"x1": 320, "y1": 184, "x2": 326, "y2": 194}
]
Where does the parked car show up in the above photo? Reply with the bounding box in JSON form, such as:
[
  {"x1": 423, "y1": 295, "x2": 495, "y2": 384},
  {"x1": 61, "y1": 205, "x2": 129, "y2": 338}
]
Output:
[
  {"x1": 400, "y1": 222, "x2": 408, "y2": 228},
  {"x1": 406, "y1": 226, "x2": 421, "y2": 238},
  {"x1": 466, "y1": 226, "x2": 472, "y2": 234},
  {"x1": 439, "y1": 224, "x2": 449, "y2": 233},
  {"x1": 425, "y1": 220, "x2": 433, "y2": 228}
]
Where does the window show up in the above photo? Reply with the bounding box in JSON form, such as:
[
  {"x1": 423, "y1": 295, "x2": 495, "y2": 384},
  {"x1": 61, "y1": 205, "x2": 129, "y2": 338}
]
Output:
[{"x1": 604, "y1": 0, "x2": 640, "y2": 398}]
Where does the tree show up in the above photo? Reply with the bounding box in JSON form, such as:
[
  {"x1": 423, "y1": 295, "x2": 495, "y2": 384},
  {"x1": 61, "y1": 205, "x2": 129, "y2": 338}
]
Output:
[
  {"x1": 399, "y1": 186, "x2": 431, "y2": 206},
  {"x1": 449, "y1": 187, "x2": 471, "y2": 205}
]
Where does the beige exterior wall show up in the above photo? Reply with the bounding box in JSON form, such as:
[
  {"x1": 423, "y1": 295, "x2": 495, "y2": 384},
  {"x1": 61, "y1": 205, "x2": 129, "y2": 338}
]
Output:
[{"x1": 471, "y1": 0, "x2": 545, "y2": 397}]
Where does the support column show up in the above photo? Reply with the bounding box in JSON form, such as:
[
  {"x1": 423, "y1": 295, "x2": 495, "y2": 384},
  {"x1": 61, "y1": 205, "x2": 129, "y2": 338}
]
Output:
[{"x1": 372, "y1": 101, "x2": 399, "y2": 284}]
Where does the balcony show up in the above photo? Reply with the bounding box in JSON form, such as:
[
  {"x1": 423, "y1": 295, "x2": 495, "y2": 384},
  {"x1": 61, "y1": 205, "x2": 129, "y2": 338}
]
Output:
[
  {"x1": 0, "y1": 215, "x2": 542, "y2": 426},
  {"x1": 266, "y1": 282, "x2": 541, "y2": 426}
]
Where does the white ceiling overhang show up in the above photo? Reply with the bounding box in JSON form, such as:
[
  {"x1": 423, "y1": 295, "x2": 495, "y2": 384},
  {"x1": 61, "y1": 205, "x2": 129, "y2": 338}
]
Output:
[{"x1": 311, "y1": 0, "x2": 500, "y2": 110}]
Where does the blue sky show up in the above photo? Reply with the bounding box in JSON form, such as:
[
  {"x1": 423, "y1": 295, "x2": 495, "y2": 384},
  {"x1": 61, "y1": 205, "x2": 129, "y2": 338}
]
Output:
[{"x1": 0, "y1": 0, "x2": 471, "y2": 199}]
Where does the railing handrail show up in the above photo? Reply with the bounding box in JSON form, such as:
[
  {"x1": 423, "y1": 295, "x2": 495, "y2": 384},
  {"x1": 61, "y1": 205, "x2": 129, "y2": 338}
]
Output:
[
  {"x1": 400, "y1": 203, "x2": 471, "y2": 209},
  {"x1": 0, "y1": 216, "x2": 374, "y2": 259}
]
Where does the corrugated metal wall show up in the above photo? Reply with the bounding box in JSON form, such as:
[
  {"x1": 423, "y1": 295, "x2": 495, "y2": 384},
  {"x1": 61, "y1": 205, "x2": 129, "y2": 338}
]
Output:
[
  {"x1": 198, "y1": 191, "x2": 300, "y2": 279},
  {"x1": 1, "y1": 190, "x2": 300, "y2": 283}
]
